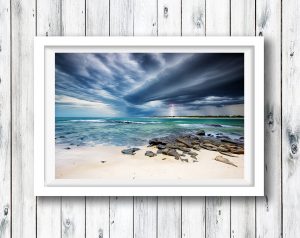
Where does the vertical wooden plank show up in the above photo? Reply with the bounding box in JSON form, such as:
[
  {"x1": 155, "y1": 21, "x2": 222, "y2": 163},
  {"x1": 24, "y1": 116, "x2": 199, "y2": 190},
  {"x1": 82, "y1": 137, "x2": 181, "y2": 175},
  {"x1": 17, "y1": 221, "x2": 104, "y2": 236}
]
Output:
[
  {"x1": 206, "y1": 0, "x2": 230, "y2": 36},
  {"x1": 205, "y1": 1, "x2": 231, "y2": 237},
  {"x1": 86, "y1": 197, "x2": 109, "y2": 238},
  {"x1": 110, "y1": 197, "x2": 133, "y2": 238},
  {"x1": 62, "y1": 0, "x2": 86, "y2": 36},
  {"x1": 134, "y1": 197, "x2": 157, "y2": 238},
  {"x1": 182, "y1": 0, "x2": 205, "y2": 36},
  {"x1": 256, "y1": 0, "x2": 282, "y2": 237},
  {"x1": 36, "y1": 1, "x2": 62, "y2": 238},
  {"x1": 157, "y1": 0, "x2": 181, "y2": 36},
  {"x1": 62, "y1": 197, "x2": 85, "y2": 238},
  {"x1": 11, "y1": 0, "x2": 36, "y2": 237},
  {"x1": 134, "y1": 0, "x2": 157, "y2": 36},
  {"x1": 133, "y1": 1, "x2": 158, "y2": 238},
  {"x1": 110, "y1": 0, "x2": 134, "y2": 36},
  {"x1": 157, "y1": 1, "x2": 182, "y2": 238},
  {"x1": 230, "y1": 1, "x2": 256, "y2": 238},
  {"x1": 0, "y1": 0, "x2": 11, "y2": 237},
  {"x1": 231, "y1": 0, "x2": 255, "y2": 36},
  {"x1": 182, "y1": 197, "x2": 205, "y2": 238},
  {"x1": 85, "y1": 1, "x2": 110, "y2": 237},
  {"x1": 157, "y1": 197, "x2": 181, "y2": 238},
  {"x1": 181, "y1": 1, "x2": 206, "y2": 237},
  {"x1": 86, "y1": 0, "x2": 109, "y2": 36},
  {"x1": 282, "y1": 0, "x2": 300, "y2": 237},
  {"x1": 60, "y1": 1, "x2": 86, "y2": 238},
  {"x1": 109, "y1": 2, "x2": 134, "y2": 238}
]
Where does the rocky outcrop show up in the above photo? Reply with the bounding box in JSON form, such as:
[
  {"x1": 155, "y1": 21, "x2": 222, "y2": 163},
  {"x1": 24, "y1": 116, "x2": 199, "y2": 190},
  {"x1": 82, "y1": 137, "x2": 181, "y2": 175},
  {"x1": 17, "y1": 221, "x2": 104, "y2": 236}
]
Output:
[{"x1": 121, "y1": 148, "x2": 140, "y2": 155}]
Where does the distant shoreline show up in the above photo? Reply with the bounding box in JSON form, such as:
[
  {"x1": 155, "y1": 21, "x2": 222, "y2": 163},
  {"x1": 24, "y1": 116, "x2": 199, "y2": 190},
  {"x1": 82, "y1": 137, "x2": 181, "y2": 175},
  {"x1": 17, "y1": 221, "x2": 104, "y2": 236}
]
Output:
[{"x1": 55, "y1": 116, "x2": 244, "y2": 119}]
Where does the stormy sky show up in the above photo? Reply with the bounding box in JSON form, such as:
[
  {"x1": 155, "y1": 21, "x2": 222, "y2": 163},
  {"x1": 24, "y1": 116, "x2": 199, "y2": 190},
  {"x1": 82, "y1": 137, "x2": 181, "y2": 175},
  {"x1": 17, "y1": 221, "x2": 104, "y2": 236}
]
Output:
[{"x1": 55, "y1": 52, "x2": 244, "y2": 117}]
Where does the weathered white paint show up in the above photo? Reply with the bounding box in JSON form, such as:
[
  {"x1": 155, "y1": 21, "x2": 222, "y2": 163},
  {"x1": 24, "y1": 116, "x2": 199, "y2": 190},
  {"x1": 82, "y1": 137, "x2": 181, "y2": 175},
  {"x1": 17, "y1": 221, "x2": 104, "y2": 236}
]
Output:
[
  {"x1": 12, "y1": 0, "x2": 36, "y2": 237},
  {"x1": 3, "y1": 0, "x2": 288, "y2": 237},
  {"x1": 256, "y1": 0, "x2": 282, "y2": 237},
  {"x1": 282, "y1": 0, "x2": 300, "y2": 237},
  {"x1": 36, "y1": 1, "x2": 62, "y2": 237},
  {"x1": 0, "y1": 0, "x2": 10, "y2": 237}
]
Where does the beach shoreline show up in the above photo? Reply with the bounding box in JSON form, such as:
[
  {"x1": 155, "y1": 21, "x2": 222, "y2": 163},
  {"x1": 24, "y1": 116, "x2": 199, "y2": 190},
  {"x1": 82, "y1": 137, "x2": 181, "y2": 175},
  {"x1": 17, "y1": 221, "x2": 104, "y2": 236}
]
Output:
[{"x1": 55, "y1": 144, "x2": 244, "y2": 180}]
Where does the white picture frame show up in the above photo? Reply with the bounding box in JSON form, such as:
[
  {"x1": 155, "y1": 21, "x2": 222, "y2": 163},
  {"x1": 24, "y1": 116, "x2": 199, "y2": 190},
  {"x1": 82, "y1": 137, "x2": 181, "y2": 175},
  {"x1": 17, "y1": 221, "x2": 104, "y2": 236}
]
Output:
[{"x1": 34, "y1": 36, "x2": 264, "y2": 196}]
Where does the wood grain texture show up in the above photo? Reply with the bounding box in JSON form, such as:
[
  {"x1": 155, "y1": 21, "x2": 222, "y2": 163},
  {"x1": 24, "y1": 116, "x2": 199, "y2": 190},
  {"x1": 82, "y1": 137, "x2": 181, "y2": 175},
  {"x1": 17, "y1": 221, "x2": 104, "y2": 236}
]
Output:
[
  {"x1": 36, "y1": 1, "x2": 62, "y2": 237},
  {"x1": 62, "y1": 0, "x2": 86, "y2": 36},
  {"x1": 157, "y1": 197, "x2": 181, "y2": 238},
  {"x1": 134, "y1": 0, "x2": 157, "y2": 36},
  {"x1": 182, "y1": 197, "x2": 205, "y2": 238},
  {"x1": 110, "y1": 197, "x2": 133, "y2": 238},
  {"x1": 61, "y1": 197, "x2": 85, "y2": 238},
  {"x1": 230, "y1": 1, "x2": 256, "y2": 237},
  {"x1": 110, "y1": 0, "x2": 134, "y2": 36},
  {"x1": 256, "y1": 0, "x2": 282, "y2": 237},
  {"x1": 0, "y1": 0, "x2": 10, "y2": 237},
  {"x1": 182, "y1": 0, "x2": 205, "y2": 36},
  {"x1": 282, "y1": 0, "x2": 300, "y2": 237},
  {"x1": 86, "y1": 197, "x2": 110, "y2": 238},
  {"x1": 134, "y1": 197, "x2": 157, "y2": 238},
  {"x1": 205, "y1": 1, "x2": 231, "y2": 237},
  {"x1": 157, "y1": 0, "x2": 181, "y2": 35},
  {"x1": 86, "y1": 0, "x2": 109, "y2": 36},
  {"x1": 11, "y1": 0, "x2": 36, "y2": 237}
]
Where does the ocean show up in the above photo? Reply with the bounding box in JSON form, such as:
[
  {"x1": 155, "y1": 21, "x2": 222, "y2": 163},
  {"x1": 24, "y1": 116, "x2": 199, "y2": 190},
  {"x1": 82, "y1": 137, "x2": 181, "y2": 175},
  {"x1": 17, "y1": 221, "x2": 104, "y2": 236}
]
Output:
[{"x1": 55, "y1": 117, "x2": 244, "y2": 147}]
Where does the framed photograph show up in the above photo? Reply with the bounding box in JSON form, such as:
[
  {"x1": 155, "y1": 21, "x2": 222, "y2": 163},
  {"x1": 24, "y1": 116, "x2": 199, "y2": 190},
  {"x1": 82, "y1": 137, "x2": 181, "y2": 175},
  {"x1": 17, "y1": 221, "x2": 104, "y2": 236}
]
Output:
[{"x1": 34, "y1": 37, "x2": 264, "y2": 196}]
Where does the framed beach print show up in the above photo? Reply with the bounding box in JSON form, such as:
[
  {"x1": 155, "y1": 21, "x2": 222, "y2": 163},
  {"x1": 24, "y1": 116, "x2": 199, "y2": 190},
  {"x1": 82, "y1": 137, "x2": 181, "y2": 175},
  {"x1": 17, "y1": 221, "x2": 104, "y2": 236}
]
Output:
[{"x1": 34, "y1": 37, "x2": 264, "y2": 196}]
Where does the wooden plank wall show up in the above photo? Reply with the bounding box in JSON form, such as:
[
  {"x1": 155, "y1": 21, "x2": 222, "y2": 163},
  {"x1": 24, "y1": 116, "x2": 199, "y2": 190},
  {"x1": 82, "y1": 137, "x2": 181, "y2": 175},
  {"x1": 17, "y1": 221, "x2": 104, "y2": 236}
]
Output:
[{"x1": 0, "y1": 0, "x2": 295, "y2": 237}]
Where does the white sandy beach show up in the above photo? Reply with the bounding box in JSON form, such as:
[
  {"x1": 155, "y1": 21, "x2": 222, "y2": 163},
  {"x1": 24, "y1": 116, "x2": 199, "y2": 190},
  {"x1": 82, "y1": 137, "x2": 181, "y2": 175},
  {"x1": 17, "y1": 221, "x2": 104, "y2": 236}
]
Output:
[{"x1": 55, "y1": 145, "x2": 244, "y2": 180}]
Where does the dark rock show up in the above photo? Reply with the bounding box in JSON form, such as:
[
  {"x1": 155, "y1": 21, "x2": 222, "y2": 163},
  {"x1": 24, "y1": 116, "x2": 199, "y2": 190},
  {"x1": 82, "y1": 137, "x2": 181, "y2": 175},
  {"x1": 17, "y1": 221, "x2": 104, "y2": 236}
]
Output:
[
  {"x1": 101, "y1": 161, "x2": 106, "y2": 163},
  {"x1": 145, "y1": 151, "x2": 156, "y2": 157},
  {"x1": 181, "y1": 158, "x2": 189, "y2": 163},
  {"x1": 239, "y1": 136, "x2": 244, "y2": 140},
  {"x1": 162, "y1": 158, "x2": 167, "y2": 160},
  {"x1": 188, "y1": 151, "x2": 198, "y2": 156},
  {"x1": 196, "y1": 130, "x2": 205, "y2": 136},
  {"x1": 162, "y1": 148, "x2": 181, "y2": 160},
  {"x1": 64, "y1": 147, "x2": 71, "y2": 150},
  {"x1": 121, "y1": 148, "x2": 140, "y2": 155},
  {"x1": 193, "y1": 160, "x2": 199, "y2": 163},
  {"x1": 177, "y1": 147, "x2": 191, "y2": 152},
  {"x1": 157, "y1": 144, "x2": 166, "y2": 149},
  {"x1": 176, "y1": 137, "x2": 193, "y2": 148},
  {"x1": 157, "y1": 149, "x2": 162, "y2": 154},
  {"x1": 191, "y1": 155, "x2": 197, "y2": 160}
]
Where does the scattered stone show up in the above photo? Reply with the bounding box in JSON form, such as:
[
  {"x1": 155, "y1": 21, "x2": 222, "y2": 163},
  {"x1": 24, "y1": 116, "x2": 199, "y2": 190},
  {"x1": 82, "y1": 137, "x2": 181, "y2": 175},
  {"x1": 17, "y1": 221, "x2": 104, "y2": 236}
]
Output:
[
  {"x1": 121, "y1": 148, "x2": 140, "y2": 155},
  {"x1": 64, "y1": 147, "x2": 71, "y2": 150},
  {"x1": 181, "y1": 158, "x2": 189, "y2": 163},
  {"x1": 214, "y1": 155, "x2": 237, "y2": 167},
  {"x1": 162, "y1": 158, "x2": 167, "y2": 160},
  {"x1": 101, "y1": 161, "x2": 106, "y2": 163},
  {"x1": 196, "y1": 130, "x2": 205, "y2": 136},
  {"x1": 188, "y1": 151, "x2": 198, "y2": 156},
  {"x1": 145, "y1": 151, "x2": 156, "y2": 157},
  {"x1": 193, "y1": 160, "x2": 199, "y2": 163},
  {"x1": 191, "y1": 155, "x2": 197, "y2": 160}
]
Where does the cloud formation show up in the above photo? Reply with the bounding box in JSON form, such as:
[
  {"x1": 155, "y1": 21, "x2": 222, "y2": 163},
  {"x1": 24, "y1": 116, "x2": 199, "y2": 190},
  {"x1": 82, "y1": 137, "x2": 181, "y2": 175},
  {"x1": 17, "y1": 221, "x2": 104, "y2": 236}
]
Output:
[{"x1": 55, "y1": 53, "x2": 244, "y2": 117}]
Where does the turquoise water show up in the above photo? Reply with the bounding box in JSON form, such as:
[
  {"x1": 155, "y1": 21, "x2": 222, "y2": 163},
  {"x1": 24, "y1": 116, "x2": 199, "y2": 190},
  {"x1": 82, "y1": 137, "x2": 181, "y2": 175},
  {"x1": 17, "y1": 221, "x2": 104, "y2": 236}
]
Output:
[{"x1": 55, "y1": 117, "x2": 244, "y2": 147}]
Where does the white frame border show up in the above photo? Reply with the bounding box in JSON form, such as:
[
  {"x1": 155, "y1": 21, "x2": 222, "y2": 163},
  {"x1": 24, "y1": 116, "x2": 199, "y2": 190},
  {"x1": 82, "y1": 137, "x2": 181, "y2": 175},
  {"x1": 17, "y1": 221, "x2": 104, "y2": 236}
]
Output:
[{"x1": 34, "y1": 37, "x2": 264, "y2": 196}]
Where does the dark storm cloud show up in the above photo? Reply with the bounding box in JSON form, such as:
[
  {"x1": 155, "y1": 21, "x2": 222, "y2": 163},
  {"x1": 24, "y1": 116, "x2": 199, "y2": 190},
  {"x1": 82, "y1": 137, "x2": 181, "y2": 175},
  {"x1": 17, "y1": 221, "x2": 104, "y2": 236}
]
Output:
[
  {"x1": 124, "y1": 53, "x2": 244, "y2": 105},
  {"x1": 55, "y1": 52, "x2": 244, "y2": 117}
]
